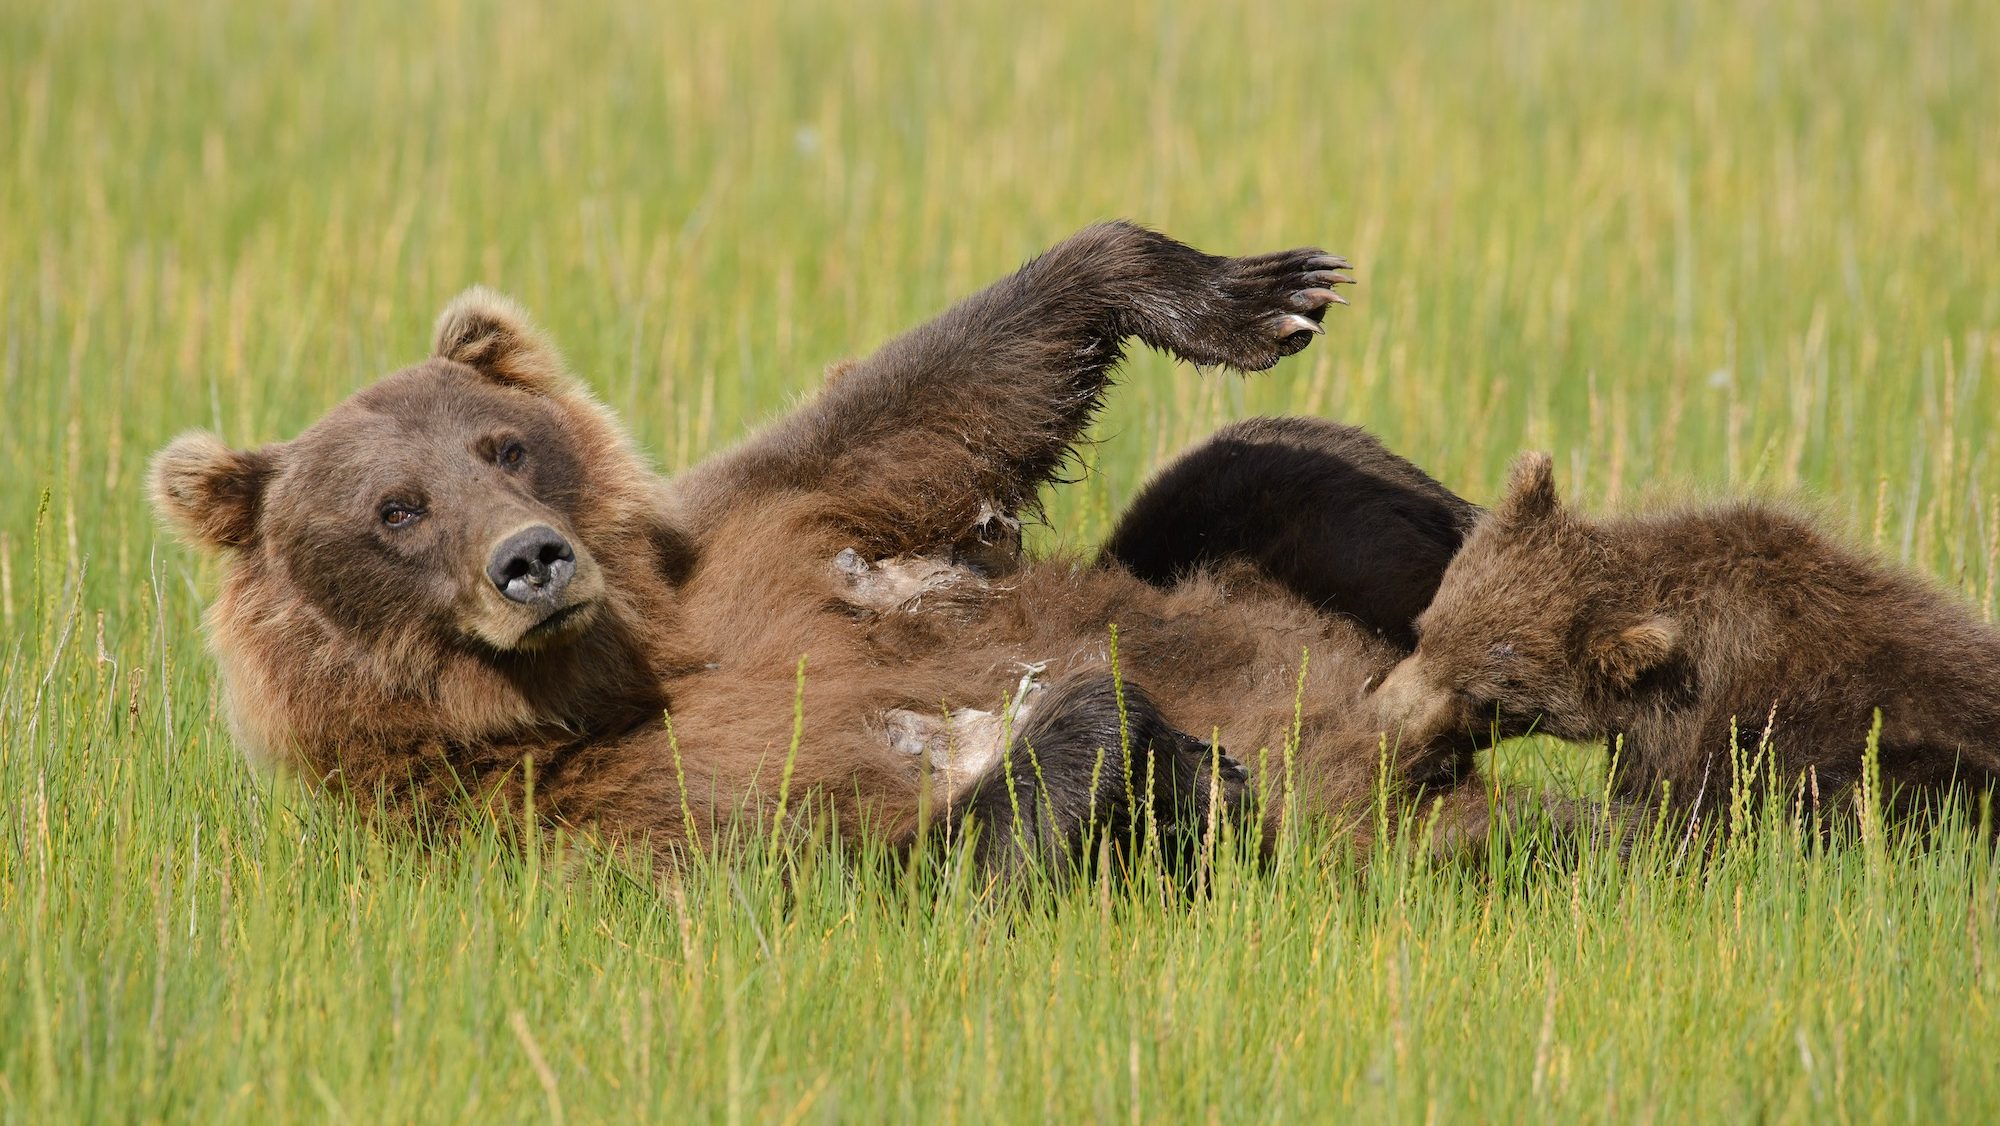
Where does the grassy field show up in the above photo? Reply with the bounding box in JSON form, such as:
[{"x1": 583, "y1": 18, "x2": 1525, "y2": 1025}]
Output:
[{"x1": 5, "y1": 0, "x2": 2000, "y2": 1119}]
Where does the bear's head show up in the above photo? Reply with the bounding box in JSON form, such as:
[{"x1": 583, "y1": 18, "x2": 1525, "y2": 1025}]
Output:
[
  {"x1": 151, "y1": 290, "x2": 690, "y2": 781},
  {"x1": 1369, "y1": 452, "x2": 1681, "y2": 769}
]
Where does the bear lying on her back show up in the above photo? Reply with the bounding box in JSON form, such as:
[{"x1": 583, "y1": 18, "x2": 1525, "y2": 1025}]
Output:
[
  {"x1": 151, "y1": 223, "x2": 1500, "y2": 880},
  {"x1": 1373, "y1": 451, "x2": 2000, "y2": 820}
]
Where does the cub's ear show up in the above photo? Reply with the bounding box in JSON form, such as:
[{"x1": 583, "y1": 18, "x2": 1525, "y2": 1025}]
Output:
[
  {"x1": 149, "y1": 432, "x2": 277, "y2": 550},
  {"x1": 1495, "y1": 451, "x2": 1562, "y2": 527},
  {"x1": 1587, "y1": 615, "x2": 1679, "y2": 690},
  {"x1": 432, "y1": 287, "x2": 567, "y2": 392}
]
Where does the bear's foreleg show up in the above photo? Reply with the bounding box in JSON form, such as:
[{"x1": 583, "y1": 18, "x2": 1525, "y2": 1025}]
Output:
[{"x1": 677, "y1": 222, "x2": 1353, "y2": 561}]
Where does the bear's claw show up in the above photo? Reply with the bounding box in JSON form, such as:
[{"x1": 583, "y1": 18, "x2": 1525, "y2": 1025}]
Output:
[
  {"x1": 1211, "y1": 748, "x2": 1250, "y2": 786},
  {"x1": 1271, "y1": 314, "x2": 1325, "y2": 348},
  {"x1": 1288, "y1": 288, "x2": 1345, "y2": 312},
  {"x1": 1204, "y1": 245, "x2": 1359, "y2": 369},
  {"x1": 1301, "y1": 270, "x2": 1357, "y2": 289}
]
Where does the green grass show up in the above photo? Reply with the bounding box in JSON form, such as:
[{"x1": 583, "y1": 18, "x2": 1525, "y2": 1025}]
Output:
[{"x1": 5, "y1": 0, "x2": 2000, "y2": 1118}]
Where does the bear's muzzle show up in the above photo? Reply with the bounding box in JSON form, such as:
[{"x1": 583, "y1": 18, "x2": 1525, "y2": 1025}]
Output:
[{"x1": 487, "y1": 524, "x2": 576, "y2": 605}]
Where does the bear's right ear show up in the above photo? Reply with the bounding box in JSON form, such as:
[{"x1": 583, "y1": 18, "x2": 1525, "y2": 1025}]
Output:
[
  {"x1": 432, "y1": 287, "x2": 567, "y2": 393},
  {"x1": 1495, "y1": 451, "x2": 1562, "y2": 527},
  {"x1": 1587, "y1": 615, "x2": 1680, "y2": 691},
  {"x1": 149, "y1": 432, "x2": 276, "y2": 550}
]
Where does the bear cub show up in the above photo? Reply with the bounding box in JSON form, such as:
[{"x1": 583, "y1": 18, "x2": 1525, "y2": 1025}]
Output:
[{"x1": 1371, "y1": 451, "x2": 2000, "y2": 820}]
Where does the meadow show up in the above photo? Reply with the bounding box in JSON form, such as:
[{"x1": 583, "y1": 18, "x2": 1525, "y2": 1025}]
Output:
[{"x1": 4, "y1": 0, "x2": 1999, "y2": 1118}]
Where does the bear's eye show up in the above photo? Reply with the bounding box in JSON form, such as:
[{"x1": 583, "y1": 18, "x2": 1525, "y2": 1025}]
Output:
[
  {"x1": 380, "y1": 502, "x2": 424, "y2": 528},
  {"x1": 496, "y1": 440, "x2": 527, "y2": 470}
]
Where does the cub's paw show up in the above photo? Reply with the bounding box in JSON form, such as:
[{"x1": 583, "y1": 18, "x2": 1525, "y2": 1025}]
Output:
[
  {"x1": 1172, "y1": 734, "x2": 1251, "y2": 815},
  {"x1": 1206, "y1": 746, "x2": 1251, "y2": 787},
  {"x1": 1184, "y1": 744, "x2": 1248, "y2": 788},
  {"x1": 1205, "y1": 249, "x2": 1355, "y2": 372}
]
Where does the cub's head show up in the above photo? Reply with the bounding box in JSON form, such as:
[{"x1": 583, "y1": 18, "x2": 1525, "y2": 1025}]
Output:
[
  {"x1": 1370, "y1": 453, "x2": 1681, "y2": 773},
  {"x1": 152, "y1": 290, "x2": 681, "y2": 772}
]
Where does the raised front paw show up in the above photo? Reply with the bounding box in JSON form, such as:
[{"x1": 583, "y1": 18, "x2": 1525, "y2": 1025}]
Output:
[{"x1": 1207, "y1": 248, "x2": 1355, "y2": 371}]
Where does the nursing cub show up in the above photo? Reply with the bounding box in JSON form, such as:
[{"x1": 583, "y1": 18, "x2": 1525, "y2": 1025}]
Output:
[{"x1": 1374, "y1": 453, "x2": 2000, "y2": 821}]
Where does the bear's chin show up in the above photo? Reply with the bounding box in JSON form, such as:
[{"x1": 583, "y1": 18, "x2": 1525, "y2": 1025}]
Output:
[
  {"x1": 469, "y1": 598, "x2": 604, "y2": 654},
  {"x1": 518, "y1": 600, "x2": 603, "y2": 649}
]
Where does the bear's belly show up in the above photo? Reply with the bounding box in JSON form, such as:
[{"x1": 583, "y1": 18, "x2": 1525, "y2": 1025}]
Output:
[{"x1": 825, "y1": 550, "x2": 1399, "y2": 782}]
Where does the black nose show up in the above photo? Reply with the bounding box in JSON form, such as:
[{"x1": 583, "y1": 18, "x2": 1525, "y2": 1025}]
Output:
[{"x1": 487, "y1": 526, "x2": 576, "y2": 605}]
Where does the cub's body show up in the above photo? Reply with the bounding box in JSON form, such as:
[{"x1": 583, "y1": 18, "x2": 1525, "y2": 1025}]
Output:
[{"x1": 1375, "y1": 453, "x2": 2000, "y2": 819}]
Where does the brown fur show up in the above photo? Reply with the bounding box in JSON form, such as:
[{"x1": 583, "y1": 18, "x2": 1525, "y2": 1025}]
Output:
[
  {"x1": 154, "y1": 223, "x2": 1498, "y2": 871},
  {"x1": 1373, "y1": 452, "x2": 2000, "y2": 820}
]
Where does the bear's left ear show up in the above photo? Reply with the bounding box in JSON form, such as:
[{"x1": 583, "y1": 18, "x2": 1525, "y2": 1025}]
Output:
[
  {"x1": 1587, "y1": 615, "x2": 1679, "y2": 690},
  {"x1": 149, "y1": 432, "x2": 278, "y2": 550},
  {"x1": 1495, "y1": 451, "x2": 1563, "y2": 528},
  {"x1": 432, "y1": 287, "x2": 567, "y2": 392}
]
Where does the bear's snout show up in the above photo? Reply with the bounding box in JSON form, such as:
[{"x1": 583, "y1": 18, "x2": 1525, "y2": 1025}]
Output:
[
  {"x1": 487, "y1": 525, "x2": 576, "y2": 605},
  {"x1": 1370, "y1": 656, "x2": 1460, "y2": 744}
]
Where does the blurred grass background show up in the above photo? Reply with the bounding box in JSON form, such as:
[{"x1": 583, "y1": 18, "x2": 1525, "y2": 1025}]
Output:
[{"x1": 3, "y1": 0, "x2": 1998, "y2": 1119}]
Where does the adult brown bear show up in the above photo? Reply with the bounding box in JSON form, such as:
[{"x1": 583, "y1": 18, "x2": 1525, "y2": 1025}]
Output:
[{"x1": 152, "y1": 222, "x2": 1490, "y2": 879}]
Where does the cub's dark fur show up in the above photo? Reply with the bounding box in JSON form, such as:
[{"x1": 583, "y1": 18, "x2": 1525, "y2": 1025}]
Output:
[{"x1": 1105, "y1": 416, "x2": 1479, "y2": 647}]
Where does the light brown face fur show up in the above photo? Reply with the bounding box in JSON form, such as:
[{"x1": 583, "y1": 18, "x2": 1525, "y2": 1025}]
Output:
[
  {"x1": 258, "y1": 365, "x2": 609, "y2": 651},
  {"x1": 150, "y1": 290, "x2": 684, "y2": 777}
]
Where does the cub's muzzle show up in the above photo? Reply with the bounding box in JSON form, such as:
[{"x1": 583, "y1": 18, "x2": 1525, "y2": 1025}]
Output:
[{"x1": 487, "y1": 525, "x2": 576, "y2": 605}]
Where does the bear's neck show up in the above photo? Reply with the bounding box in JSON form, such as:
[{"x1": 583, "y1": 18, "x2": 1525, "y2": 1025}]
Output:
[{"x1": 214, "y1": 577, "x2": 679, "y2": 793}]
